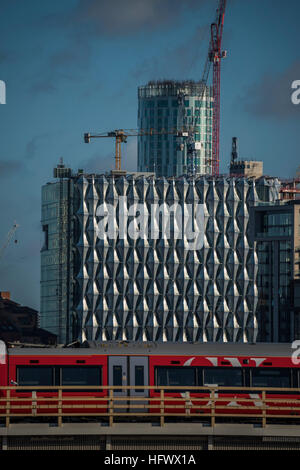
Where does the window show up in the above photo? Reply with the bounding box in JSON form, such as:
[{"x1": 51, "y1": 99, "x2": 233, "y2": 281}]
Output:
[
  {"x1": 113, "y1": 366, "x2": 123, "y2": 390},
  {"x1": 42, "y1": 225, "x2": 49, "y2": 251},
  {"x1": 203, "y1": 368, "x2": 243, "y2": 387},
  {"x1": 135, "y1": 366, "x2": 144, "y2": 392},
  {"x1": 260, "y1": 212, "x2": 292, "y2": 236},
  {"x1": 156, "y1": 367, "x2": 196, "y2": 387},
  {"x1": 61, "y1": 366, "x2": 101, "y2": 386},
  {"x1": 146, "y1": 100, "x2": 154, "y2": 108},
  {"x1": 251, "y1": 368, "x2": 291, "y2": 388},
  {"x1": 17, "y1": 366, "x2": 103, "y2": 388},
  {"x1": 158, "y1": 100, "x2": 168, "y2": 107},
  {"x1": 17, "y1": 366, "x2": 53, "y2": 386}
]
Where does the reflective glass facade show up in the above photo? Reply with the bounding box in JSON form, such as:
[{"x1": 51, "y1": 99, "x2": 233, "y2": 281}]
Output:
[
  {"x1": 40, "y1": 179, "x2": 74, "y2": 344},
  {"x1": 254, "y1": 202, "x2": 300, "y2": 342}
]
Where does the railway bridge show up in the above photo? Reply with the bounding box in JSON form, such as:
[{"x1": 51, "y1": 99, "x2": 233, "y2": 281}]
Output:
[{"x1": 1, "y1": 384, "x2": 300, "y2": 450}]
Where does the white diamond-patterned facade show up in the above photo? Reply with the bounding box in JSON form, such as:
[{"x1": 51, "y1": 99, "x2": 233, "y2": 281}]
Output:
[{"x1": 71, "y1": 173, "x2": 280, "y2": 343}]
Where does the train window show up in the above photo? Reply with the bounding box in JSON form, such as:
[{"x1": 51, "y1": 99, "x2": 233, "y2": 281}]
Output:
[
  {"x1": 61, "y1": 366, "x2": 101, "y2": 386},
  {"x1": 113, "y1": 366, "x2": 123, "y2": 391},
  {"x1": 17, "y1": 366, "x2": 53, "y2": 386},
  {"x1": 156, "y1": 367, "x2": 196, "y2": 387},
  {"x1": 251, "y1": 368, "x2": 291, "y2": 388},
  {"x1": 135, "y1": 366, "x2": 144, "y2": 388},
  {"x1": 203, "y1": 368, "x2": 243, "y2": 387}
]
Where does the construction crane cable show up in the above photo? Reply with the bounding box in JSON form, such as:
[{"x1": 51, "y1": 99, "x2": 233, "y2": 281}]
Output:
[{"x1": 0, "y1": 223, "x2": 19, "y2": 262}]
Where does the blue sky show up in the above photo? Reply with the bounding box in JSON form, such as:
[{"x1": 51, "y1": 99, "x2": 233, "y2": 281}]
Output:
[{"x1": 0, "y1": 0, "x2": 299, "y2": 310}]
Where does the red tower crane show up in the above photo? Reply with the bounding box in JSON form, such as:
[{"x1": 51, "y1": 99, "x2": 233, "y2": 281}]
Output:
[
  {"x1": 210, "y1": 0, "x2": 227, "y2": 176},
  {"x1": 85, "y1": 1, "x2": 227, "y2": 178}
]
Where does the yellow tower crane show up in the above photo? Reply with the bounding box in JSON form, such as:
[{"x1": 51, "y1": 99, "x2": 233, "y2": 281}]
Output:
[{"x1": 84, "y1": 128, "x2": 189, "y2": 171}]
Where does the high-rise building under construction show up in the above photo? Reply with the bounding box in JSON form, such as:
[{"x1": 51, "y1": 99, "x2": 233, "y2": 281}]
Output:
[{"x1": 137, "y1": 80, "x2": 213, "y2": 177}]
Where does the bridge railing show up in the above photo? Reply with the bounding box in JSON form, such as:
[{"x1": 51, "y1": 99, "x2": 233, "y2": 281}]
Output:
[{"x1": 1, "y1": 385, "x2": 300, "y2": 428}]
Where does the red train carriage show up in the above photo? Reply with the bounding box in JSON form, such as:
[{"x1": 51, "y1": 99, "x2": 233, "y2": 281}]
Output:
[
  {"x1": 147, "y1": 344, "x2": 300, "y2": 417},
  {"x1": 3, "y1": 344, "x2": 108, "y2": 416},
  {"x1": 0, "y1": 341, "x2": 299, "y2": 419}
]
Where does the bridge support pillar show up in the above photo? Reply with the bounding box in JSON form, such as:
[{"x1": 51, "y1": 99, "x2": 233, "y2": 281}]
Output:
[
  {"x1": 106, "y1": 435, "x2": 112, "y2": 450},
  {"x1": 1, "y1": 436, "x2": 7, "y2": 450}
]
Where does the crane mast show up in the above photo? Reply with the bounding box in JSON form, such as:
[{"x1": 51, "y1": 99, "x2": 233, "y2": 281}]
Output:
[
  {"x1": 179, "y1": 0, "x2": 227, "y2": 177},
  {"x1": 84, "y1": 1, "x2": 227, "y2": 178},
  {"x1": 210, "y1": 0, "x2": 227, "y2": 176}
]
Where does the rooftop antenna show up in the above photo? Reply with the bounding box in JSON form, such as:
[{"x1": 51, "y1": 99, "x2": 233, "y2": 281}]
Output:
[{"x1": 231, "y1": 137, "x2": 238, "y2": 163}]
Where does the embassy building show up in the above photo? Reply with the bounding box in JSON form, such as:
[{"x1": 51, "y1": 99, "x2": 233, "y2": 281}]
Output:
[{"x1": 40, "y1": 163, "x2": 280, "y2": 344}]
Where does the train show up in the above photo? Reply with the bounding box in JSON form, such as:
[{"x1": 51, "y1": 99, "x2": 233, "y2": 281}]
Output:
[{"x1": 0, "y1": 341, "x2": 299, "y2": 419}]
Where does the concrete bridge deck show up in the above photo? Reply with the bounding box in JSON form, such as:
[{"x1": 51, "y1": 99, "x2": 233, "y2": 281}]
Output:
[{"x1": 1, "y1": 422, "x2": 300, "y2": 450}]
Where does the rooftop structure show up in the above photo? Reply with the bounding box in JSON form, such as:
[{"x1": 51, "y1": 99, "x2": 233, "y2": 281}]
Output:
[
  {"x1": 229, "y1": 137, "x2": 263, "y2": 179},
  {"x1": 230, "y1": 160, "x2": 264, "y2": 179}
]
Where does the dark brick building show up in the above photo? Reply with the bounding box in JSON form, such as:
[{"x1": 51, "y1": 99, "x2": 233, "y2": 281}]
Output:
[{"x1": 0, "y1": 292, "x2": 56, "y2": 346}]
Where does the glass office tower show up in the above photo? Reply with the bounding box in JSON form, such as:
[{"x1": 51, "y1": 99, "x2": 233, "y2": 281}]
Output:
[
  {"x1": 40, "y1": 164, "x2": 75, "y2": 344},
  {"x1": 253, "y1": 200, "x2": 300, "y2": 342}
]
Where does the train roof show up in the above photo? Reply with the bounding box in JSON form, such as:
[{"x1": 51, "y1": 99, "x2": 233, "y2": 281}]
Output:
[{"x1": 6, "y1": 342, "x2": 295, "y2": 358}]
